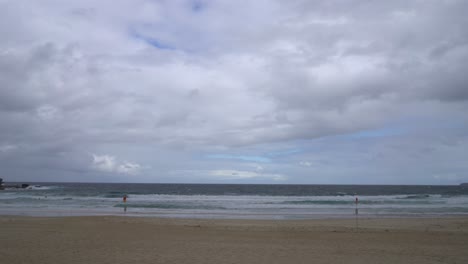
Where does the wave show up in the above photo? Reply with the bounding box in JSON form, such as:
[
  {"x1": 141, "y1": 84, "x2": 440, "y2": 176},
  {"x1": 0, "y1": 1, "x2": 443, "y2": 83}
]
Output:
[
  {"x1": 2, "y1": 185, "x2": 56, "y2": 191},
  {"x1": 113, "y1": 203, "x2": 225, "y2": 210},
  {"x1": 278, "y1": 199, "x2": 444, "y2": 205},
  {"x1": 104, "y1": 193, "x2": 127, "y2": 198},
  {"x1": 30, "y1": 185, "x2": 60, "y2": 190},
  {"x1": 397, "y1": 194, "x2": 431, "y2": 199},
  {"x1": 281, "y1": 200, "x2": 352, "y2": 205}
]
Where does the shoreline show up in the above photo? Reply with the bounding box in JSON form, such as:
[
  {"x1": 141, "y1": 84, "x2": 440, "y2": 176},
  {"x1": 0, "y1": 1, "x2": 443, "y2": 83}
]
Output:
[
  {"x1": 1, "y1": 207, "x2": 468, "y2": 219},
  {"x1": 2, "y1": 214, "x2": 468, "y2": 228},
  {"x1": 1, "y1": 216, "x2": 468, "y2": 263}
]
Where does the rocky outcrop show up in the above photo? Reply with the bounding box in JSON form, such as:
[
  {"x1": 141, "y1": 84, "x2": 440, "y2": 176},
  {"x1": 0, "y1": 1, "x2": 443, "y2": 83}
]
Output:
[{"x1": 0, "y1": 179, "x2": 30, "y2": 190}]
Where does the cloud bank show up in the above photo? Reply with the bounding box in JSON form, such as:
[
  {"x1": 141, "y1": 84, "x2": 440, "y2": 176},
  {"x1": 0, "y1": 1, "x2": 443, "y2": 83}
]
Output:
[
  {"x1": 92, "y1": 154, "x2": 141, "y2": 175},
  {"x1": 1, "y1": 0, "x2": 467, "y2": 184}
]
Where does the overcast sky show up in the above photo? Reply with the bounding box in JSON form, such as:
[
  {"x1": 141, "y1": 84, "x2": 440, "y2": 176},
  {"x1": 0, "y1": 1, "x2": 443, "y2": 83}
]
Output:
[{"x1": 1, "y1": 0, "x2": 468, "y2": 184}]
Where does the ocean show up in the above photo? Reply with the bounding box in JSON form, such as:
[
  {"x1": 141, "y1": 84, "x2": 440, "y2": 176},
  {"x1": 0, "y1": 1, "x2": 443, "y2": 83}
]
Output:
[{"x1": 1, "y1": 183, "x2": 468, "y2": 219}]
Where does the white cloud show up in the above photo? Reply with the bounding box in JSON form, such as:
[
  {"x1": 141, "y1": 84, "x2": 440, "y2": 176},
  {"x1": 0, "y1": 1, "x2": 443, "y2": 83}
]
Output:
[
  {"x1": 92, "y1": 154, "x2": 141, "y2": 175},
  {"x1": 208, "y1": 170, "x2": 286, "y2": 181},
  {"x1": 116, "y1": 162, "x2": 141, "y2": 175},
  {"x1": 92, "y1": 154, "x2": 116, "y2": 172},
  {"x1": 0, "y1": 144, "x2": 18, "y2": 153},
  {"x1": 433, "y1": 173, "x2": 463, "y2": 182},
  {"x1": 299, "y1": 161, "x2": 312, "y2": 167}
]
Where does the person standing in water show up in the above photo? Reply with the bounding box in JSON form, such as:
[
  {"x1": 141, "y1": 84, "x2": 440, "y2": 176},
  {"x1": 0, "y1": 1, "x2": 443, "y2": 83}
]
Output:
[{"x1": 123, "y1": 195, "x2": 128, "y2": 213}]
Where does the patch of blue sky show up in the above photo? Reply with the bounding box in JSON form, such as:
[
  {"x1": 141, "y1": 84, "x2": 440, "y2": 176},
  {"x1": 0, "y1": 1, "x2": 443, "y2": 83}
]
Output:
[
  {"x1": 206, "y1": 154, "x2": 271, "y2": 163},
  {"x1": 130, "y1": 30, "x2": 175, "y2": 50},
  {"x1": 344, "y1": 127, "x2": 406, "y2": 139},
  {"x1": 264, "y1": 148, "x2": 302, "y2": 158}
]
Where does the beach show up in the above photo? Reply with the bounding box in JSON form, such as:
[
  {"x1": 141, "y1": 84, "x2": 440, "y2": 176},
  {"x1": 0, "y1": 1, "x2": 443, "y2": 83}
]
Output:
[{"x1": 1, "y1": 216, "x2": 467, "y2": 264}]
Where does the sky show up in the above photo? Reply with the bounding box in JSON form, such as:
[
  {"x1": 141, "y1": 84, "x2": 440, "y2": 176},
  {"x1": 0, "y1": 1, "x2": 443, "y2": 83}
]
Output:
[{"x1": 1, "y1": 0, "x2": 468, "y2": 184}]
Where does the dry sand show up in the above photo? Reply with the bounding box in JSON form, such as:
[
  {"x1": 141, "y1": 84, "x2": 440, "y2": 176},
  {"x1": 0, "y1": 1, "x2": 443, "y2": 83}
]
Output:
[{"x1": 1, "y1": 216, "x2": 468, "y2": 264}]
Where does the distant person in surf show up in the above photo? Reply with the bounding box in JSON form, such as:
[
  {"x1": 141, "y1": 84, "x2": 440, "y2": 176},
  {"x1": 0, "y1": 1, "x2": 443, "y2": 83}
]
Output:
[
  {"x1": 355, "y1": 197, "x2": 359, "y2": 215},
  {"x1": 122, "y1": 195, "x2": 128, "y2": 213}
]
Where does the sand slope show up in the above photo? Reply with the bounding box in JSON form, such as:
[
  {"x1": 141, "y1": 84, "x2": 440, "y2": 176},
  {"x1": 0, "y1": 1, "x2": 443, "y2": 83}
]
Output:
[{"x1": 1, "y1": 216, "x2": 468, "y2": 264}]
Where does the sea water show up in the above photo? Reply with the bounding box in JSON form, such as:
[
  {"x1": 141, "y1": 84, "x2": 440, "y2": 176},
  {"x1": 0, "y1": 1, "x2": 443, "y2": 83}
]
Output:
[{"x1": 1, "y1": 183, "x2": 468, "y2": 219}]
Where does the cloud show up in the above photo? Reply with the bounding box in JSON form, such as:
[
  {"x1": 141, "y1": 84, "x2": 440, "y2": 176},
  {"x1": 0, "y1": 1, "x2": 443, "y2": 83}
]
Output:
[
  {"x1": 36, "y1": 105, "x2": 61, "y2": 121},
  {"x1": 92, "y1": 154, "x2": 141, "y2": 175},
  {"x1": 169, "y1": 169, "x2": 287, "y2": 182},
  {"x1": 1, "y1": 0, "x2": 467, "y2": 183},
  {"x1": 208, "y1": 170, "x2": 286, "y2": 181},
  {"x1": 92, "y1": 154, "x2": 116, "y2": 173},
  {"x1": 206, "y1": 154, "x2": 271, "y2": 163},
  {"x1": 0, "y1": 144, "x2": 18, "y2": 153},
  {"x1": 116, "y1": 162, "x2": 142, "y2": 175},
  {"x1": 432, "y1": 173, "x2": 464, "y2": 183},
  {"x1": 1, "y1": 1, "x2": 468, "y2": 148},
  {"x1": 254, "y1": 165, "x2": 264, "y2": 171}
]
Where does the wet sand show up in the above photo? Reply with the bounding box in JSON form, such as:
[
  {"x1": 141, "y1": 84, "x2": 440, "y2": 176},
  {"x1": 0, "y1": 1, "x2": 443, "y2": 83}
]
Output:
[{"x1": 1, "y1": 216, "x2": 468, "y2": 264}]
